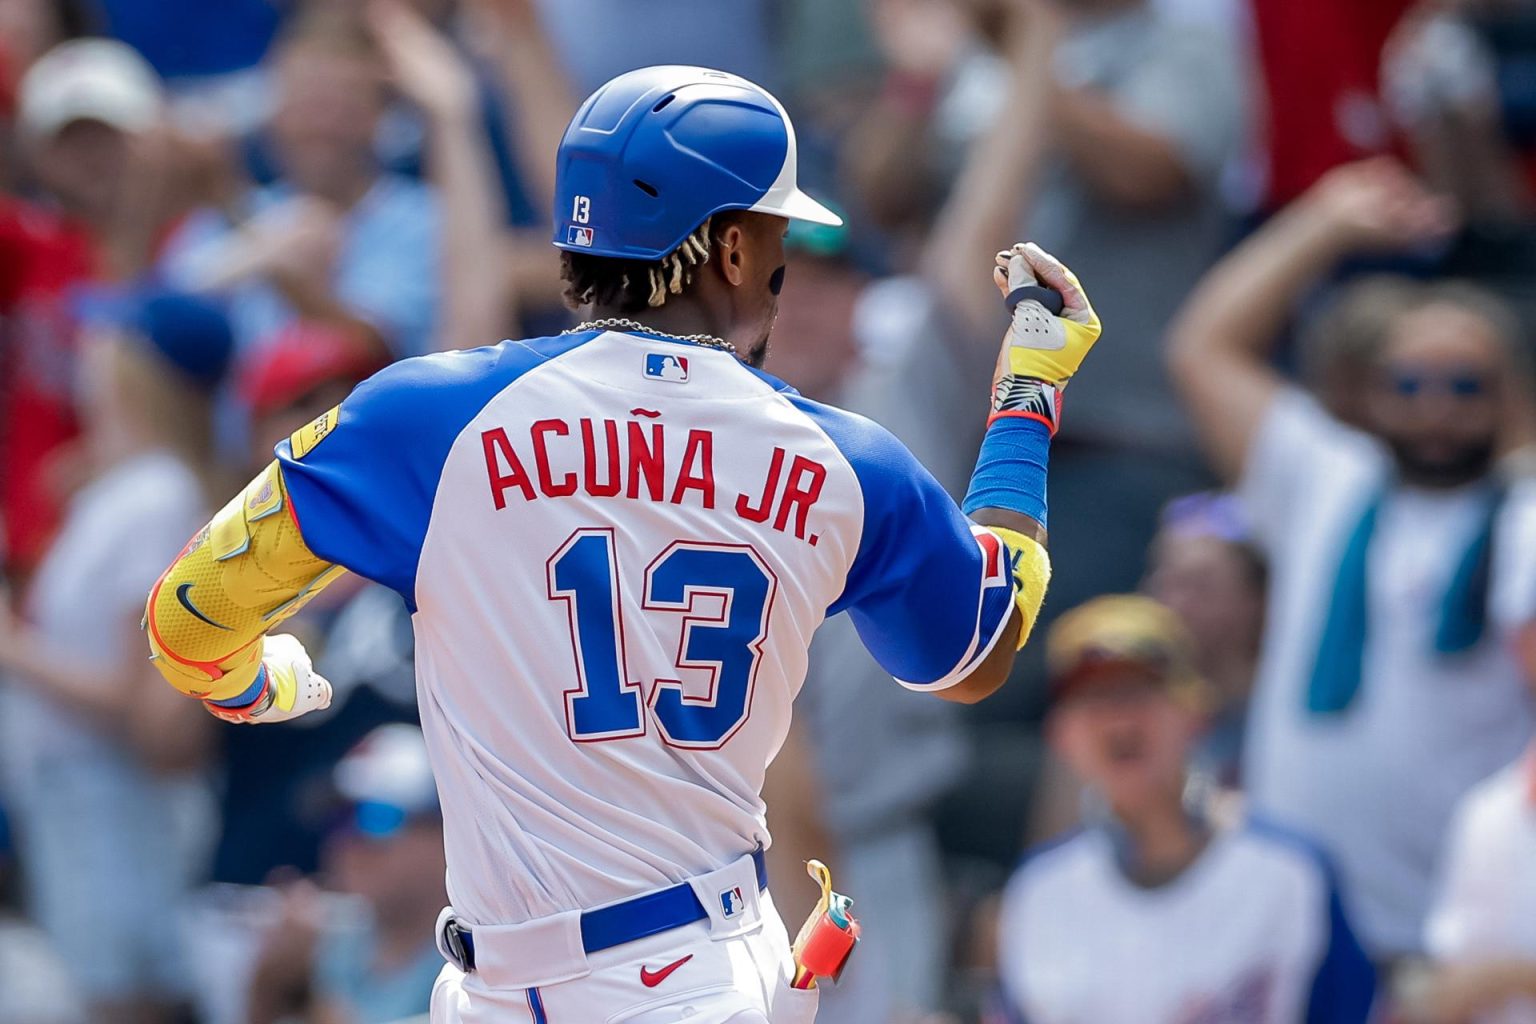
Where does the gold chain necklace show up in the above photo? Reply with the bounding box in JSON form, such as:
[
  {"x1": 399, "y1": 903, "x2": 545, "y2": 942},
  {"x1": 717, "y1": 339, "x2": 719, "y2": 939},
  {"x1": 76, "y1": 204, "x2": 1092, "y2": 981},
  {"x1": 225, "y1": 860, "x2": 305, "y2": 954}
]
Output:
[{"x1": 566, "y1": 317, "x2": 736, "y2": 355}]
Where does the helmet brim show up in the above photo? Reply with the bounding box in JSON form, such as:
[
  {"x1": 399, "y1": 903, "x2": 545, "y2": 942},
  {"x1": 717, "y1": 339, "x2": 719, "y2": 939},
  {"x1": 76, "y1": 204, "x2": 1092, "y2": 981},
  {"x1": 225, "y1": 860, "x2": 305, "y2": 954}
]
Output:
[{"x1": 751, "y1": 187, "x2": 843, "y2": 228}]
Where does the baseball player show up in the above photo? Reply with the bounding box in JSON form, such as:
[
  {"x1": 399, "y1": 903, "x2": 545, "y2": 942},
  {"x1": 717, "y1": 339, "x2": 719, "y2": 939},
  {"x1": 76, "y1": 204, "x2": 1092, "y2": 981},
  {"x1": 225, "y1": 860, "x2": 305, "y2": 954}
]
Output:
[{"x1": 143, "y1": 66, "x2": 1100, "y2": 1023}]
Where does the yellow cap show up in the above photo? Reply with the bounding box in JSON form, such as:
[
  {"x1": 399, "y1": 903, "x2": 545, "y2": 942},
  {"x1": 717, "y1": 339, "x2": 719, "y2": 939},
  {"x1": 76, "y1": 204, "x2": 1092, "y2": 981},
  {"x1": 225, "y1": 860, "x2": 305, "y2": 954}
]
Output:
[{"x1": 1046, "y1": 595, "x2": 1207, "y2": 709}]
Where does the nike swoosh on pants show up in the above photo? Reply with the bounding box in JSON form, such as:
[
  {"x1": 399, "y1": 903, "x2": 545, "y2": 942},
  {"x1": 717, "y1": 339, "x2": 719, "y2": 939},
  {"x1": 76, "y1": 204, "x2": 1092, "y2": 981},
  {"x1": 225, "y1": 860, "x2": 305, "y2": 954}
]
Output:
[{"x1": 639, "y1": 954, "x2": 694, "y2": 988}]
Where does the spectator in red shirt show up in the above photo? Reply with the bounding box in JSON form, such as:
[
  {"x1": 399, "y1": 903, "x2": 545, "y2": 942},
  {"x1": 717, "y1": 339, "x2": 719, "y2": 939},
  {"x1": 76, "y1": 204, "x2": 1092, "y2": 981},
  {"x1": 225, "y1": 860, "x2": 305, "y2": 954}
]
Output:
[
  {"x1": 2, "y1": 39, "x2": 163, "y2": 584},
  {"x1": 2, "y1": 38, "x2": 221, "y2": 583},
  {"x1": 1250, "y1": 0, "x2": 1415, "y2": 210},
  {"x1": 0, "y1": 197, "x2": 93, "y2": 582}
]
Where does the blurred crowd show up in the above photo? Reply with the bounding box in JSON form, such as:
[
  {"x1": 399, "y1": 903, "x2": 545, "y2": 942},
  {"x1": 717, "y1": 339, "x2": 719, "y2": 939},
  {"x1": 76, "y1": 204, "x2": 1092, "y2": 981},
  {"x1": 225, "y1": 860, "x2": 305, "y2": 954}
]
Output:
[{"x1": 3, "y1": 0, "x2": 1536, "y2": 1022}]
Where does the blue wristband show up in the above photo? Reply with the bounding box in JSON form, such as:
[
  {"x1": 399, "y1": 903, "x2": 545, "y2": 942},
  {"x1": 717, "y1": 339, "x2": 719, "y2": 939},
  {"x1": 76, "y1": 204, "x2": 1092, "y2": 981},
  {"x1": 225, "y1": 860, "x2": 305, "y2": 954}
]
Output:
[
  {"x1": 207, "y1": 664, "x2": 268, "y2": 709},
  {"x1": 962, "y1": 417, "x2": 1050, "y2": 527}
]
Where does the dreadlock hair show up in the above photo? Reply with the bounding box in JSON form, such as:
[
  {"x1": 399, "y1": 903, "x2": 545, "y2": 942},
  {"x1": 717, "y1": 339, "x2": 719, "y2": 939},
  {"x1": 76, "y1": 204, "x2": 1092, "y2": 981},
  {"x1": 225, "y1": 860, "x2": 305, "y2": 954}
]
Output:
[{"x1": 561, "y1": 217, "x2": 718, "y2": 313}]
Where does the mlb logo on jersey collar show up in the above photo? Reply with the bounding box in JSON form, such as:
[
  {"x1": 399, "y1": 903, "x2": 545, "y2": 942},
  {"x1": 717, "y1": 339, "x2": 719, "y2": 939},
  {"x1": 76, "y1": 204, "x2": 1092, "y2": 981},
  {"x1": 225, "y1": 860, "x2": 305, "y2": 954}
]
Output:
[
  {"x1": 719, "y1": 886, "x2": 746, "y2": 919},
  {"x1": 644, "y1": 352, "x2": 689, "y2": 383}
]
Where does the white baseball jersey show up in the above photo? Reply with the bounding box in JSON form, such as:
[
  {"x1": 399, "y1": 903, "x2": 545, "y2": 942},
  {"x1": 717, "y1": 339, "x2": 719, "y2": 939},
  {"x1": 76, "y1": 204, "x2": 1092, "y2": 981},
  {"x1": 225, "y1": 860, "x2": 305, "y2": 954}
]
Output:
[
  {"x1": 276, "y1": 329, "x2": 1015, "y2": 927},
  {"x1": 1240, "y1": 390, "x2": 1536, "y2": 954},
  {"x1": 994, "y1": 820, "x2": 1376, "y2": 1024},
  {"x1": 1424, "y1": 753, "x2": 1536, "y2": 1024}
]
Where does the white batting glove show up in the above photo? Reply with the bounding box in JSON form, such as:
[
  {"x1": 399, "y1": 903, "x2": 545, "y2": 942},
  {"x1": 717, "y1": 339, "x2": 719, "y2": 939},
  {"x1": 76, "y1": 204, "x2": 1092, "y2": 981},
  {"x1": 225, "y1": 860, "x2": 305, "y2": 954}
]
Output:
[{"x1": 205, "y1": 633, "x2": 333, "y2": 725}]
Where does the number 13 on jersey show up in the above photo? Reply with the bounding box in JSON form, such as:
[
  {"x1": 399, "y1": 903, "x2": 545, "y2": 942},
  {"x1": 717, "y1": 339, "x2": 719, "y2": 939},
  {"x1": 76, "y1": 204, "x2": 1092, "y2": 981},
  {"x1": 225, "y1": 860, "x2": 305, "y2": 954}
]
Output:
[{"x1": 547, "y1": 529, "x2": 778, "y2": 749}]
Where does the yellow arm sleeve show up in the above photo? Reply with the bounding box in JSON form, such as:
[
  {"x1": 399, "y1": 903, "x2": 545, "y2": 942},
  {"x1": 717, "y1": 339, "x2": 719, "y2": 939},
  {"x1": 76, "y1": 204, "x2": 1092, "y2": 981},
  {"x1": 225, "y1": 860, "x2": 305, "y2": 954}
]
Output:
[
  {"x1": 987, "y1": 527, "x2": 1052, "y2": 651},
  {"x1": 145, "y1": 461, "x2": 347, "y2": 701}
]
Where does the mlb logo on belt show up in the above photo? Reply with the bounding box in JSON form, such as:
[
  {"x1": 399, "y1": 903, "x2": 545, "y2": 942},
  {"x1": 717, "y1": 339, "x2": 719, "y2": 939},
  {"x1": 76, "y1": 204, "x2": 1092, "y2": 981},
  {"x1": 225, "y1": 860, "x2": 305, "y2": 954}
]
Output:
[
  {"x1": 719, "y1": 886, "x2": 746, "y2": 919},
  {"x1": 567, "y1": 225, "x2": 594, "y2": 247},
  {"x1": 644, "y1": 352, "x2": 689, "y2": 383}
]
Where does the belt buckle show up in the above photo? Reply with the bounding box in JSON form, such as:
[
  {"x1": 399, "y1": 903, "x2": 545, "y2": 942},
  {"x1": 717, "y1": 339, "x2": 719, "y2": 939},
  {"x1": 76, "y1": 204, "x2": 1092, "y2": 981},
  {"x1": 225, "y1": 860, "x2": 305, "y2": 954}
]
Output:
[{"x1": 439, "y1": 913, "x2": 476, "y2": 972}]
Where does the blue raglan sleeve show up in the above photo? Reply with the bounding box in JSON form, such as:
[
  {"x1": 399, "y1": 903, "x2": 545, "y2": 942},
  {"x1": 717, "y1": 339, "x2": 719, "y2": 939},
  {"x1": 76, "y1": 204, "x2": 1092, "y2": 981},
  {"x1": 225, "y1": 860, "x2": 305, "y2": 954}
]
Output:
[
  {"x1": 804, "y1": 399, "x2": 1017, "y2": 689},
  {"x1": 276, "y1": 336, "x2": 588, "y2": 608},
  {"x1": 275, "y1": 356, "x2": 469, "y2": 606}
]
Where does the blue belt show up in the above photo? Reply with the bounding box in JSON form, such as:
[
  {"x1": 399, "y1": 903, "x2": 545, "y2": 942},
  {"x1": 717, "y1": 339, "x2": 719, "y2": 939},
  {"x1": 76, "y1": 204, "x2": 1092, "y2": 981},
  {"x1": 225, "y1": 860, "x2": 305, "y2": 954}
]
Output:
[{"x1": 452, "y1": 849, "x2": 768, "y2": 967}]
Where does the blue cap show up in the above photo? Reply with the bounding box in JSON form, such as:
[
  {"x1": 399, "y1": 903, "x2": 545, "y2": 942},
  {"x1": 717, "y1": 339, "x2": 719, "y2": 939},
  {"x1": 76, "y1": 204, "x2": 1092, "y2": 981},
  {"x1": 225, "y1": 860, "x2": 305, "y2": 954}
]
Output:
[
  {"x1": 77, "y1": 285, "x2": 235, "y2": 388},
  {"x1": 552, "y1": 65, "x2": 842, "y2": 261}
]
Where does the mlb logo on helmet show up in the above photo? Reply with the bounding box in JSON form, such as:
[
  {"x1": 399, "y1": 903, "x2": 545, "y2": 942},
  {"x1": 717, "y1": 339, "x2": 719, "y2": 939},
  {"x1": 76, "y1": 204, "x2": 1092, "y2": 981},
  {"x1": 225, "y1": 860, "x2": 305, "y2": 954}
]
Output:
[
  {"x1": 643, "y1": 352, "x2": 689, "y2": 383},
  {"x1": 719, "y1": 886, "x2": 745, "y2": 919},
  {"x1": 567, "y1": 225, "x2": 594, "y2": 248}
]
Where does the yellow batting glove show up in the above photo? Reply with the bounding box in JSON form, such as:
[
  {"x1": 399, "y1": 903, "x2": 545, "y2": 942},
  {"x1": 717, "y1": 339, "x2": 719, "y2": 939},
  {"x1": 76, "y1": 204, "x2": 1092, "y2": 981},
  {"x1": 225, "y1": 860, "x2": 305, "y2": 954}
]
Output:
[{"x1": 991, "y1": 242, "x2": 1103, "y2": 389}]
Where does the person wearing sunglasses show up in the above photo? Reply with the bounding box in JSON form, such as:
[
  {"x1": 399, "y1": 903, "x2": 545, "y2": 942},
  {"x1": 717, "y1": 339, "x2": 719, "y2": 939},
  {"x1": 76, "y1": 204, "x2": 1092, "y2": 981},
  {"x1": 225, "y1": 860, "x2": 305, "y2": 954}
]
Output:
[
  {"x1": 1167, "y1": 156, "x2": 1536, "y2": 979},
  {"x1": 245, "y1": 725, "x2": 446, "y2": 1024}
]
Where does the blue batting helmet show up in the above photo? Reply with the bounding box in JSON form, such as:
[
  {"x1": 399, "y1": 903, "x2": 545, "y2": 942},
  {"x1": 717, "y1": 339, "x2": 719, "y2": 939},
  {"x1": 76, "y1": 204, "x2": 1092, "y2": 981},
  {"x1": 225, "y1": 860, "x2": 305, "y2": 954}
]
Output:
[{"x1": 551, "y1": 65, "x2": 842, "y2": 262}]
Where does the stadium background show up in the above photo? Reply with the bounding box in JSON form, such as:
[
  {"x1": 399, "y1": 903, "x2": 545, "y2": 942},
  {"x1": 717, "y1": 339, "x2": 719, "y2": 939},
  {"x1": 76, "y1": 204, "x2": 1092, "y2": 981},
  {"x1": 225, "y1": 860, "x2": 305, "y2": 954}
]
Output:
[{"x1": 2, "y1": 0, "x2": 1535, "y2": 1021}]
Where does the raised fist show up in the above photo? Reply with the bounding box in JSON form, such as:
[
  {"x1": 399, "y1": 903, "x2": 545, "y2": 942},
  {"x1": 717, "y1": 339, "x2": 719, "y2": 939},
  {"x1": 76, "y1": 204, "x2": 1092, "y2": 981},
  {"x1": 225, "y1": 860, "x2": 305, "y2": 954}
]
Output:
[
  {"x1": 987, "y1": 243, "x2": 1102, "y2": 434},
  {"x1": 993, "y1": 243, "x2": 1101, "y2": 379}
]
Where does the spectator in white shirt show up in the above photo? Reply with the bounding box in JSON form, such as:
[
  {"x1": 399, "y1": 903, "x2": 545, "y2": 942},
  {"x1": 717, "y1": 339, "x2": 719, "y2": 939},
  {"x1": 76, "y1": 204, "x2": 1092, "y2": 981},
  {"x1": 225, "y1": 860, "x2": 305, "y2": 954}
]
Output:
[
  {"x1": 994, "y1": 595, "x2": 1374, "y2": 1024},
  {"x1": 0, "y1": 800, "x2": 86, "y2": 1024},
  {"x1": 1404, "y1": 745, "x2": 1536, "y2": 1024},
  {"x1": 0, "y1": 289, "x2": 229, "y2": 1024},
  {"x1": 1168, "y1": 157, "x2": 1536, "y2": 959}
]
